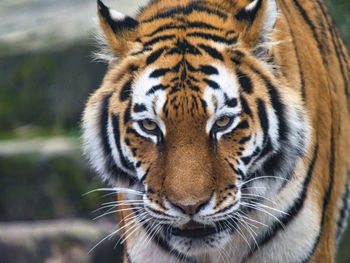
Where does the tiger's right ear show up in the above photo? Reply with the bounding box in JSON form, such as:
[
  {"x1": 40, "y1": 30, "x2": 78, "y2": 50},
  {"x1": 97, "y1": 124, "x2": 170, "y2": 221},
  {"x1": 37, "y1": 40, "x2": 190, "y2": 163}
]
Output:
[{"x1": 98, "y1": 0, "x2": 139, "y2": 58}]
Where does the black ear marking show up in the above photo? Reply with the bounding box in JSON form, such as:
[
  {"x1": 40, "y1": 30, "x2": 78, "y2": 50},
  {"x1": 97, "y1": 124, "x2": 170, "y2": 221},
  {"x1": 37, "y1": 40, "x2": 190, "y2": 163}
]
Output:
[
  {"x1": 98, "y1": 0, "x2": 138, "y2": 34},
  {"x1": 235, "y1": 0, "x2": 263, "y2": 23}
]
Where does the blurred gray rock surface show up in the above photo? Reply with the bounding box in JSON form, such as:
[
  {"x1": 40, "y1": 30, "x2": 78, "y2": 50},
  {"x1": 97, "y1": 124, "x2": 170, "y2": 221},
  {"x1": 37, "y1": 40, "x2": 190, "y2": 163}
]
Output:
[
  {"x1": 0, "y1": 137, "x2": 109, "y2": 221},
  {"x1": 0, "y1": 137, "x2": 80, "y2": 156},
  {"x1": 0, "y1": 0, "x2": 145, "y2": 55},
  {"x1": 0, "y1": 219, "x2": 123, "y2": 263}
]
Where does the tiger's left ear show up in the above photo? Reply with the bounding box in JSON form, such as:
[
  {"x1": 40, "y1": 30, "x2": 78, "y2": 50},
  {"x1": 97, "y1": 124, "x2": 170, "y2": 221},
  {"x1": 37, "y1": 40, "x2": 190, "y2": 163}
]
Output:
[
  {"x1": 98, "y1": 0, "x2": 139, "y2": 58},
  {"x1": 234, "y1": 0, "x2": 277, "y2": 49}
]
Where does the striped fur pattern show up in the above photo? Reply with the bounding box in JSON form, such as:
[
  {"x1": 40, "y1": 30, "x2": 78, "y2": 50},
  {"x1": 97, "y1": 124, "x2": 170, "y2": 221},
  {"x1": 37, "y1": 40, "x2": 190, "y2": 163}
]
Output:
[{"x1": 82, "y1": 0, "x2": 350, "y2": 262}]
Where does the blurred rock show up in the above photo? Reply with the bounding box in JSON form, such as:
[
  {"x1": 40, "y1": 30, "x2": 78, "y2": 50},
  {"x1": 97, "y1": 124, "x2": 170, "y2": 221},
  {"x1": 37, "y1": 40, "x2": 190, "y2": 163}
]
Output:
[
  {"x1": 0, "y1": 44, "x2": 107, "y2": 135},
  {"x1": 0, "y1": 219, "x2": 123, "y2": 263},
  {"x1": 0, "y1": 137, "x2": 109, "y2": 221},
  {"x1": 0, "y1": 0, "x2": 142, "y2": 55},
  {"x1": 0, "y1": 137, "x2": 80, "y2": 156}
]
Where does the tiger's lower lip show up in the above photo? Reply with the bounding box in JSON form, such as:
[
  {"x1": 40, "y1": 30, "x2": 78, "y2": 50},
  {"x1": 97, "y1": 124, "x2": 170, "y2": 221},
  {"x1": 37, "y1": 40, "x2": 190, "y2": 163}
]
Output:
[
  {"x1": 170, "y1": 221, "x2": 224, "y2": 238},
  {"x1": 171, "y1": 226, "x2": 218, "y2": 238}
]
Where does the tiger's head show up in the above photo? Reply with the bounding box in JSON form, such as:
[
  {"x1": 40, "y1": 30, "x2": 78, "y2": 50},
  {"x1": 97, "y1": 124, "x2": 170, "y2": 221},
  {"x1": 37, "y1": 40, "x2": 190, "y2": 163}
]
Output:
[{"x1": 83, "y1": 0, "x2": 310, "y2": 256}]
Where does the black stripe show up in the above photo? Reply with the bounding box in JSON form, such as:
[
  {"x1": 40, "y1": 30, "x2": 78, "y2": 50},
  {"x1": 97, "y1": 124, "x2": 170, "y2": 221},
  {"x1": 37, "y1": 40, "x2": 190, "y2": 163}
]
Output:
[
  {"x1": 240, "y1": 95, "x2": 252, "y2": 117},
  {"x1": 280, "y1": 0, "x2": 306, "y2": 100},
  {"x1": 235, "y1": 120, "x2": 249, "y2": 130},
  {"x1": 146, "y1": 48, "x2": 166, "y2": 65},
  {"x1": 292, "y1": 0, "x2": 328, "y2": 67},
  {"x1": 100, "y1": 95, "x2": 133, "y2": 183},
  {"x1": 256, "y1": 99, "x2": 274, "y2": 159},
  {"x1": 203, "y1": 78, "x2": 220, "y2": 89},
  {"x1": 124, "y1": 100, "x2": 132, "y2": 124},
  {"x1": 198, "y1": 44, "x2": 224, "y2": 61},
  {"x1": 200, "y1": 99, "x2": 208, "y2": 114},
  {"x1": 239, "y1": 135, "x2": 251, "y2": 144},
  {"x1": 167, "y1": 39, "x2": 201, "y2": 55},
  {"x1": 145, "y1": 23, "x2": 185, "y2": 37},
  {"x1": 267, "y1": 84, "x2": 287, "y2": 142},
  {"x1": 186, "y1": 32, "x2": 237, "y2": 45},
  {"x1": 257, "y1": 99, "x2": 269, "y2": 137},
  {"x1": 146, "y1": 84, "x2": 169, "y2": 95},
  {"x1": 225, "y1": 97, "x2": 238, "y2": 108},
  {"x1": 112, "y1": 115, "x2": 135, "y2": 171},
  {"x1": 119, "y1": 65, "x2": 138, "y2": 101},
  {"x1": 237, "y1": 70, "x2": 253, "y2": 94},
  {"x1": 98, "y1": 0, "x2": 138, "y2": 33},
  {"x1": 230, "y1": 50, "x2": 245, "y2": 66},
  {"x1": 241, "y1": 156, "x2": 251, "y2": 165},
  {"x1": 150, "y1": 68, "x2": 171, "y2": 78},
  {"x1": 145, "y1": 21, "x2": 221, "y2": 38},
  {"x1": 100, "y1": 95, "x2": 116, "y2": 170},
  {"x1": 225, "y1": 158, "x2": 237, "y2": 173},
  {"x1": 189, "y1": 84, "x2": 200, "y2": 92},
  {"x1": 315, "y1": 0, "x2": 350, "y2": 109},
  {"x1": 235, "y1": 0, "x2": 262, "y2": 23},
  {"x1": 249, "y1": 66, "x2": 287, "y2": 142},
  {"x1": 133, "y1": 103, "x2": 147, "y2": 113},
  {"x1": 188, "y1": 21, "x2": 221, "y2": 31},
  {"x1": 303, "y1": 126, "x2": 335, "y2": 262},
  {"x1": 126, "y1": 127, "x2": 151, "y2": 141},
  {"x1": 245, "y1": 143, "x2": 319, "y2": 260},
  {"x1": 189, "y1": 75, "x2": 200, "y2": 82},
  {"x1": 143, "y1": 34, "x2": 176, "y2": 47},
  {"x1": 199, "y1": 65, "x2": 218, "y2": 75},
  {"x1": 120, "y1": 79, "x2": 133, "y2": 101},
  {"x1": 140, "y1": 2, "x2": 227, "y2": 24},
  {"x1": 140, "y1": 167, "x2": 151, "y2": 183}
]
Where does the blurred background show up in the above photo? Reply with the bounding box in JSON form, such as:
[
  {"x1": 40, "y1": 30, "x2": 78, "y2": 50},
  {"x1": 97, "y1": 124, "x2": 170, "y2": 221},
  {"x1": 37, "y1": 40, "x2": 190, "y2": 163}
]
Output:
[{"x1": 0, "y1": 0, "x2": 349, "y2": 262}]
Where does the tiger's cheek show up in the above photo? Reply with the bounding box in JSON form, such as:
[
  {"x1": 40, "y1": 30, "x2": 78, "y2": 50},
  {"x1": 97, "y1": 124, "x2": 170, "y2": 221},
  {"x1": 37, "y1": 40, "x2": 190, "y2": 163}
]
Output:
[
  {"x1": 124, "y1": 127, "x2": 161, "y2": 179},
  {"x1": 217, "y1": 114, "x2": 260, "y2": 175}
]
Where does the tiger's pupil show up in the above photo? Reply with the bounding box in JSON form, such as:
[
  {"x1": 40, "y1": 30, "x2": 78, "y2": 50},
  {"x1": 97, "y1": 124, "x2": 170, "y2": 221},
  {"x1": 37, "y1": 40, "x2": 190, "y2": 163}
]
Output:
[
  {"x1": 142, "y1": 119, "x2": 158, "y2": 131},
  {"x1": 215, "y1": 117, "x2": 231, "y2": 128}
]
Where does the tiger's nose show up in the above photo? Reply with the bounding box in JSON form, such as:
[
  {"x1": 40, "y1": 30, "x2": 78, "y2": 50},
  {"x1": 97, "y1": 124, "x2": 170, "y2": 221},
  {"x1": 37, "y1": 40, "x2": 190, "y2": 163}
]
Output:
[{"x1": 173, "y1": 199, "x2": 209, "y2": 215}]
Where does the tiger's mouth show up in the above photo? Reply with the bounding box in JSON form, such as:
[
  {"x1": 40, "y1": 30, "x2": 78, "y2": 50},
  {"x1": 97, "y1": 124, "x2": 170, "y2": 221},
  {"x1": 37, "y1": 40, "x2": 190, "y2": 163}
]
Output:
[{"x1": 170, "y1": 220, "x2": 219, "y2": 238}]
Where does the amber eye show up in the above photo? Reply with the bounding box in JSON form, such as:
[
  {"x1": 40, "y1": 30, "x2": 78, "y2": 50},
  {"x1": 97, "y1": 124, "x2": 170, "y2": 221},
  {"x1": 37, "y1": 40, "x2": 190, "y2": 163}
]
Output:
[
  {"x1": 215, "y1": 116, "x2": 232, "y2": 128},
  {"x1": 141, "y1": 119, "x2": 158, "y2": 131}
]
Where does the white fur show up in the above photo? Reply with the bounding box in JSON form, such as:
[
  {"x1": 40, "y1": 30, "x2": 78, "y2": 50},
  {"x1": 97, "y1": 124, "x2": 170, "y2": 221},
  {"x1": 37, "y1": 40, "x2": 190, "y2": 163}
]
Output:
[
  {"x1": 245, "y1": 0, "x2": 259, "y2": 11},
  {"x1": 204, "y1": 64, "x2": 242, "y2": 139},
  {"x1": 132, "y1": 68, "x2": 167, "y2": 135},
  {"x1": 109, "y1": 9, "x2": 126, "y2": 20},
  {"x1": 82, "y1": 99, "x2": 117, "y2": 185},
  {"x1": 107, "y1": 117, "x2": 135, "y2": 175}
]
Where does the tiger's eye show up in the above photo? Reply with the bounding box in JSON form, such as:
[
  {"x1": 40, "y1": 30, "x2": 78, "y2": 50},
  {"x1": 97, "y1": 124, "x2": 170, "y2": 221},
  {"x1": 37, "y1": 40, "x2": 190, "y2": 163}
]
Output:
[
  {"x1": 141, "y1": 119, "x2": 158, "y2": 131},
  {"x1": 215, "y1": 116, "x2": 231, "y2": 128}
]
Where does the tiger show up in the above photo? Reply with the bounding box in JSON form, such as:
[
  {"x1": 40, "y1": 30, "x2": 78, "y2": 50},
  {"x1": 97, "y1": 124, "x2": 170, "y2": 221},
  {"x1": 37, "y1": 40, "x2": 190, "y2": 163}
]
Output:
[{"x1": 82, "y1": 0, "x2": 350, "y2": 262}]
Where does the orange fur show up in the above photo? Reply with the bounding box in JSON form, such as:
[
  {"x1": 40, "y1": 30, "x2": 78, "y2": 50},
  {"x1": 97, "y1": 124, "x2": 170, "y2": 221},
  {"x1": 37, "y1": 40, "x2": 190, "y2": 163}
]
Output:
[{"x1": 83, "y1": 0, "x2": 350, "y2": 262}]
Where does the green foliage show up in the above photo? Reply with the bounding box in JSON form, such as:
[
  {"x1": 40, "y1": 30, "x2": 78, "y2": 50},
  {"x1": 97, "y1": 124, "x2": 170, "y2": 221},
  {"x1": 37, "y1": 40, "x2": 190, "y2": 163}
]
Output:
[
  {"x1": 0, "y1": 151, "x2": 106, "y2": 221},
  {"x1": 337, "y1": 225, "x2": 350, "y2": 263},
  {"x1": 326, "y1": 0, "x2": 350, "y2": 48},
  {"x1": 0, "y1": 44, "x2": 106, "y2": 138}
]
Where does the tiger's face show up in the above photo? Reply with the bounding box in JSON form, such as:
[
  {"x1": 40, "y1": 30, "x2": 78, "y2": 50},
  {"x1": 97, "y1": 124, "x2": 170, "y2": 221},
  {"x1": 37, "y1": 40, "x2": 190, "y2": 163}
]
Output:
[{"x1": 83, "y1": 0, "x2": 309, "y2": 256}]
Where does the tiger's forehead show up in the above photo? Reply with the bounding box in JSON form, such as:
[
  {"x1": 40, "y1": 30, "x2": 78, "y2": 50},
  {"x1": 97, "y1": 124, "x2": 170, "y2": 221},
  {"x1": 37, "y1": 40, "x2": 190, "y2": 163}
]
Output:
[
  {"x1": 127, "y1": 0, "x2": 243, "y2": 125},
  {"x1": 131, "y1": 56, "x2": 241, "y2": 124}
]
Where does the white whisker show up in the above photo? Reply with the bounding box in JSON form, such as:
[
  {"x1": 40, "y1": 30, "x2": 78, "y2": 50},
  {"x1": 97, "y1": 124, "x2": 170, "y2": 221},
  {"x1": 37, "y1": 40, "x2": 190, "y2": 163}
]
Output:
[
  {"x1": 83, "y1": 187, "x2": 144, "y2": 196},
  {"x1": 239, "y1": 213, "x2": 268, "y2": 227},
  {"x1": 240, "y1": 202, "x2": 285, "y2": 229},
  {"x1": 239, "y1": 176, "x2": 288, "y2": 187},
  {"x1": 93, "y1": 207, "x2": 143, "y2": 221}
]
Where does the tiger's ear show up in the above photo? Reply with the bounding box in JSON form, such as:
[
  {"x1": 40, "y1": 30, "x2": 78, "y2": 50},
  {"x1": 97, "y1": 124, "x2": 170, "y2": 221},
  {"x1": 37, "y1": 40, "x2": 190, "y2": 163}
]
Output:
[
  {"x1": 98, "y1": 0, "x2": 139, "y2": 57},
  {"x1": 234, "y1": 0, "x2": 277, "y2": 50}
]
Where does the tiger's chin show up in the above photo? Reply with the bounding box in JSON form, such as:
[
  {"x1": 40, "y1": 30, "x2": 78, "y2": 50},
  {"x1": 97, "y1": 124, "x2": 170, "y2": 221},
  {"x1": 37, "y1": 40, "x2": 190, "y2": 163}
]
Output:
[{"x1": 163, "y1": 221, "x2": 232, "y2": 256}]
